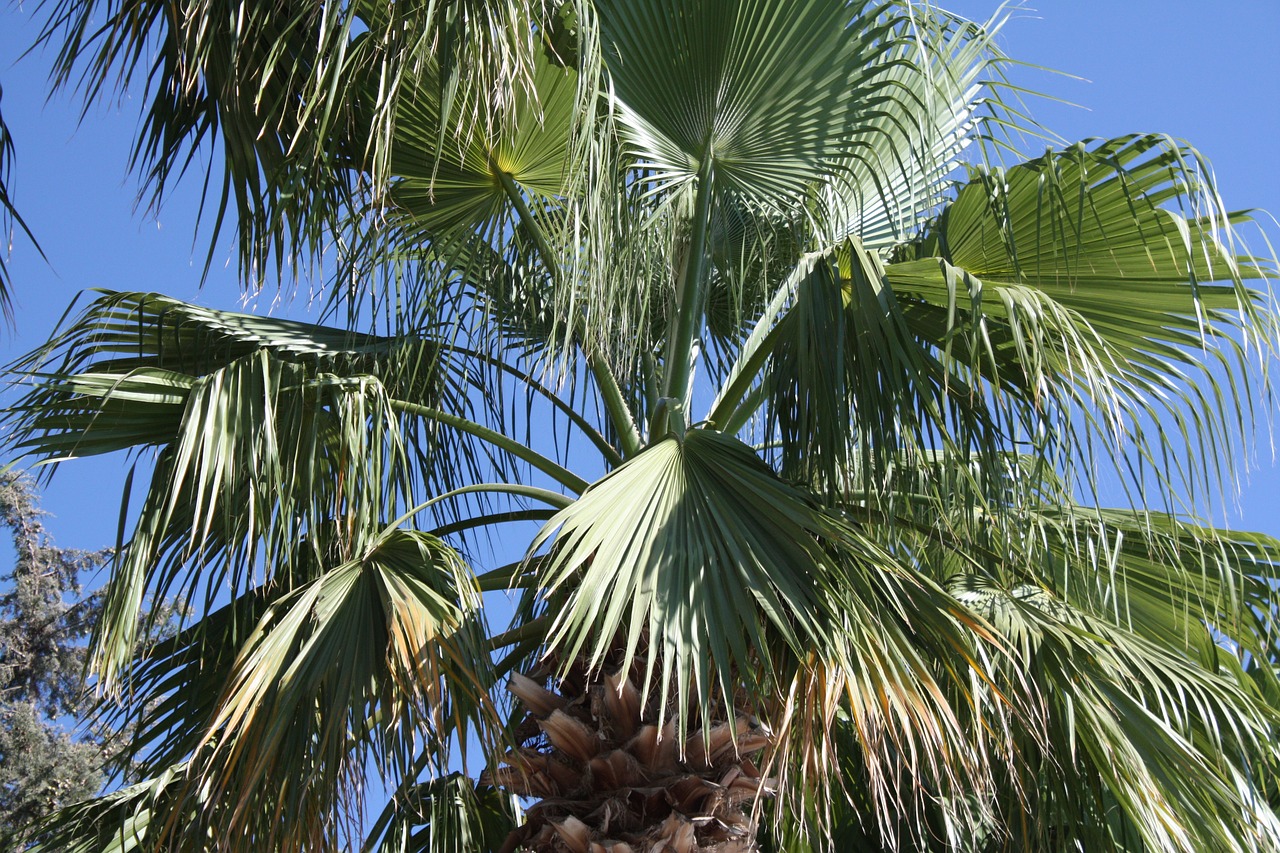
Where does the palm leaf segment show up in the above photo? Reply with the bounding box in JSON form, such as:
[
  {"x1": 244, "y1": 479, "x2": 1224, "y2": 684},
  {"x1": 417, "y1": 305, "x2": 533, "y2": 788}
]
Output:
[
  {"x1": 31, "y1": 0, "x2": 556, "y2": 282},
  {"x1": 389, "y1": 49, "x2": 578, "y2": 247},
  {"x1": 7, "y1": 291, "x2": 477, "y2": 680},
  {"x1": 533, "y1": 428, "x2": 836, "y2": 720},
  {"x1": 6, "y1": 2, "x2": 1280, "y2": 852},
  {"x1": 601, "y1": 0, "x2": 890, "y2": 205},
  {"x1": 717, "y1": 134, "x2": 1274, "y2": 510},
  {"x1": 8, "y1": 291, "x2": 513, "y2": 848},
  {"x1": 808, "y1": 452, "x2": 1280, "y2": 850},
  {"x1": 592, "y1": 0, "x2": 1000, "y2": 398},
  {"x1": 117, "y1": 529, "x2": 487, "y2": 851},
  {"x1": 887, "y1": 134, "x2": 1271, "y2": 501},
  {"x1": 0, "y1": 84, "x2": 35, "y2": 318}
]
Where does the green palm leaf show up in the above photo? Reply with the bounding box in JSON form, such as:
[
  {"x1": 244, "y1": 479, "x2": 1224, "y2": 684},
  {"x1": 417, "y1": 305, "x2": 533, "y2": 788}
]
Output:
[
  {"x1": 367, "y1": 774, "x2": 518, "y2": 853},
  {"x1": 953, "y1": 579, "x2": 1280, "y2": 852},
  {"x1": 600, "y1": 0, "x2": 909, "y2": 206},
  {"x1": 388, "y1": 49, "x2": 579, "y2": 247},
  {"x1": 170, "y1": 528, "x2": 489, "y2": 850},
  {"x1": 31, "y1": 532, "x2": 492, "y2": 852},
  {"x1": 0, "y1": 84, "x2": 37, "y2": 319},
  {"x1": 26, "y1": 763, "x2": 188, "y2": 853},
  {"x1": 815, "y1": 7, "x2": 1014, "y2": 250},
  {"x1": 886, "y1": 134, "x2": 1275, "y2": 502},
  {"x1": 33, "y1": 0, "x2": 555, "y2": 281},
  {"x1": 95, "y1": 584, "x2": 272, "y2": 781},
  {"x1": 4, "y1": 292, "x2": 489, "y2": 687},
  {"x1": 760, "y1": 240, "x2": 1002, "y2": 494},
  {"x1": 531, "y1": 428, "x2": 839, "y2": 728},
  {"x1": 716, "y1": 135, "x2": 1274, "y2": 509}
]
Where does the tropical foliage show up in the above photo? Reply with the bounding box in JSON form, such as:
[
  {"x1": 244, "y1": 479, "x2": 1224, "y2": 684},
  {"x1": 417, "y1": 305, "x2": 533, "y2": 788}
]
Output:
[{"x1": 3, "y1": 0, "x2": 1280, "y2": 850}]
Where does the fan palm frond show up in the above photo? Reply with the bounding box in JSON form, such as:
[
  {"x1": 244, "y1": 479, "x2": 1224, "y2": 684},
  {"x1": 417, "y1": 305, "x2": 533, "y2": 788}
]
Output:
[
  {"x1": 888, "y1": 134, "x2": 1275, "y2": 505},
  {"x1": 31, "y1": 0, "x2": 557, "y2": 282},
  {"x1": 4, "y1": 292, "x2": 496, "y2": 687}
]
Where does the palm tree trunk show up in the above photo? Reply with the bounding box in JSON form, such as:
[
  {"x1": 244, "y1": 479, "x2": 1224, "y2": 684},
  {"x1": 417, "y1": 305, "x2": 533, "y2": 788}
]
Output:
[{"x1": 490, "y1": 658, "x2": 773, "y2": 853}]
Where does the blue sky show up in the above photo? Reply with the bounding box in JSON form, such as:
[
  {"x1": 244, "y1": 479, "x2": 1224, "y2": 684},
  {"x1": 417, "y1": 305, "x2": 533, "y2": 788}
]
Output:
[{"x1": 1, "y1": 0, "x2": 1279, "y2": 552}]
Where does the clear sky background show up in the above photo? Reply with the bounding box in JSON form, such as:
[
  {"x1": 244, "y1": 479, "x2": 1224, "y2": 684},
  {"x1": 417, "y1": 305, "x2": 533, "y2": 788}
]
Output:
[{"x1": 0, "y1": 0, "x2": 1278, "y2": 556}]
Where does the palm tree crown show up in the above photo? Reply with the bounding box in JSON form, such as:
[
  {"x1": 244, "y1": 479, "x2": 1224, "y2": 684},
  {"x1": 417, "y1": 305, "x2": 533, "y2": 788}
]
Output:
[{"x1": 4, "y1": 1, "x2": 1280, "y2": 851}]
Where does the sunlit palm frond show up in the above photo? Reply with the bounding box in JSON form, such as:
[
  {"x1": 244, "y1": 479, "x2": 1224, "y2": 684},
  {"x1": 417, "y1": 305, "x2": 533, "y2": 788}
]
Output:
[
  {"x1": 584, "y1": 0, "x2": 908, "y2": 390},
  {"x1": 1034, "y1": 509, "x2": 1280, "y2": 665},
  {"x1": 769, "y1": 532, "x2": 1016, "y2": 852},
  {"x1": 389, "y1": 49, "x2": 578, "y2": 247},
  {"x1": 567, "y1": 1, "x2": 1032, "y2": 398},
  {"x1": 5, "y1": 290, "x2": 462, "y2": 404},
  {"x1": 953, "y1": 579, "x2": 1280, "y2": 852},
  {"x1": 84, "y1": 529, "x2": 497, "y2": 852},
  {"x1": 162, "y1": 528, "x2": 490, "y2": 850},
  {"x1": 714, "y1": 135, "x2": 1275, "y2": 511},
  {"x1": 732, "y1": 444, "x2": 1280, "y2": 851},
  {"x1": 767, "y1": 579, "x2": 1280, "y2": 853},
  {"x1": 759, "y1": 473, "x2": 1280, "y2": 852},
  {"x1": 814, "y1": 5, "x2": 1016, "y2": 250},
  {"x1": 843, "y1": 449, "x2": 1280, "y2": 689},
  {"x1": 529, "y1": 427, "x2": 842, "y2": 732},
  {"x1": 887, "y1": 134, "x2": 1276, "y2": 507},
  {"x1": 600, "y1": 0, "x2": 918, "y2": 208}
]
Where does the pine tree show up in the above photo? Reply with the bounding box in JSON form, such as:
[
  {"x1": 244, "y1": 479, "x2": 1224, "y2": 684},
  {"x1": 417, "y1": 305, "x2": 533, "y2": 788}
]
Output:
[{"x1": 0, "y1": 476, "x2": 108, "y2": 847}]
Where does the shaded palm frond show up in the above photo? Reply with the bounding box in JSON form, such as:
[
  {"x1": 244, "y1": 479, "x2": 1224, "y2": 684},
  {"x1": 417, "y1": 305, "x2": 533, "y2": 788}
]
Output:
[
  {"x1": 25, "y1": 762, "x2": 188, "y2": 853},
  {"x1": 952, "y1": 579, "x2": 1280, "y2": 853},
  {"x1": 8, "y1": 3, "x2": 1280, "y2": 852},
  {"x1": 760, "y1": 240, "x2": 1009, "y2": 496},
  {"x1": 388, "y1": 49, "x2": 578, "y2": 250},
  {"x1": 529, "y1": 428, "x2": 841, "y2": 733},
  {"x1": 94, "y1": 582, "x2": 272, "y2": 782},
  {"x1": 30, "y1": 0, "x2": 556, "y2": 283},
  {"x1": 76, "y1": 528, "x2": 498, "y2": 852},
  {"x1": 367, "y1": 773, "x2": 518, "y2": 853},
  {"x1": 161, "y1": 528, "x2": 491, "y2": 850}
]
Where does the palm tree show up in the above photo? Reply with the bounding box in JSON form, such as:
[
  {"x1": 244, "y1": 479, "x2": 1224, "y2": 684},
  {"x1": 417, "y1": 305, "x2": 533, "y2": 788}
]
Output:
[{"x1": 5, "y1": 0, "x2": 1280, "y2": 850}]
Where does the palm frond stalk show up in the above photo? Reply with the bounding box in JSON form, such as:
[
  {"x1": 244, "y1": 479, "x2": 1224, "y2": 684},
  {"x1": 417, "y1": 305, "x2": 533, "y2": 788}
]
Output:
[{"x1": 4, "y1": 1, "x2": 1280, "y2": 851}]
